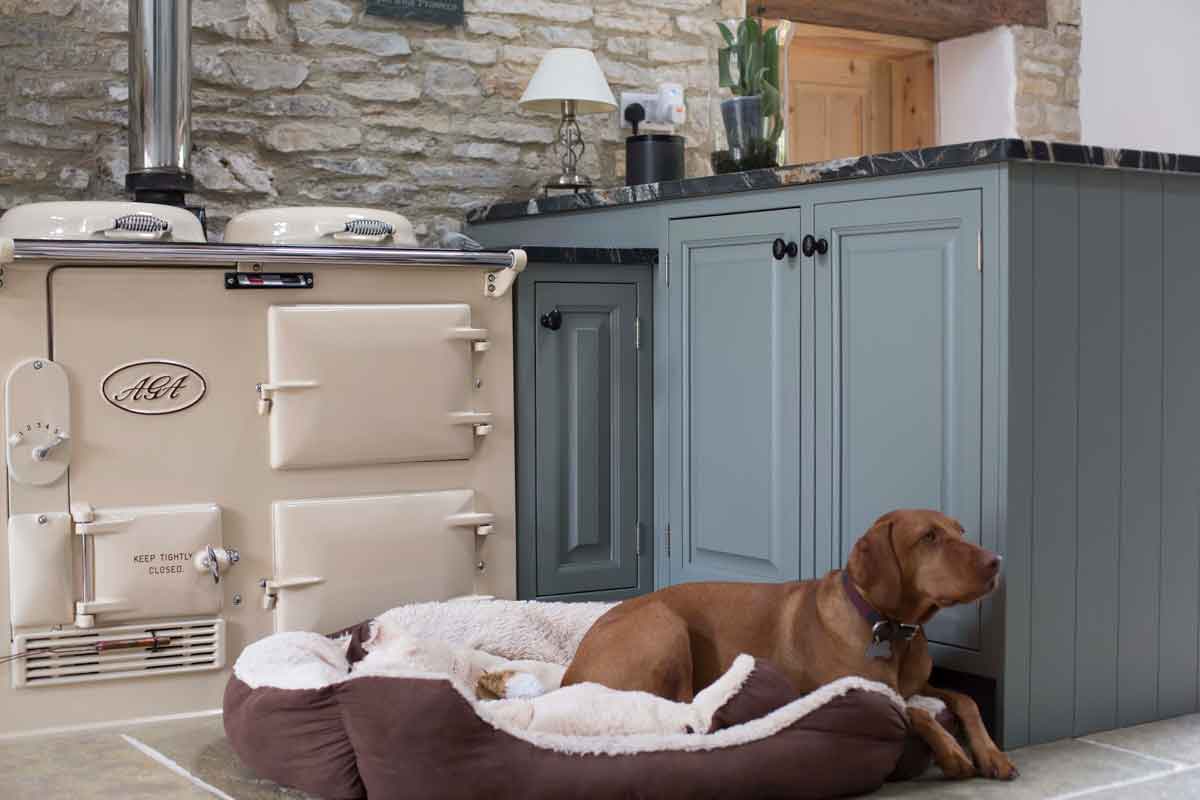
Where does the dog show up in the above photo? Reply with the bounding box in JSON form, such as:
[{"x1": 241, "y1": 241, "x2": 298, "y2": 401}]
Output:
[{"x1": 562, "y1": 509, "x2": 1017, "y2": 780}]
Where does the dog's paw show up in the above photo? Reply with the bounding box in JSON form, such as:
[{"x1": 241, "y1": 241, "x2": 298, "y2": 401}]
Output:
[
  {"x1": 938, "y1": 748, "x2": 977, "y2": 780},
  {"x1": 975, "y1": 747, "x2": 1019, "y2": 780}
]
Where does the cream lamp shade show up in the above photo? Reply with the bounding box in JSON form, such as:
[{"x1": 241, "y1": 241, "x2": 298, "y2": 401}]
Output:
[{"x1": 519, "y1": 48, "x2": 617, "y2": 114}]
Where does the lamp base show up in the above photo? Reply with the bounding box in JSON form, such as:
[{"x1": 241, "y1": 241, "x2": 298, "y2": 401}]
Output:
[{"x1": 542, "y1": 172, "x2": 594, "y2": 194}]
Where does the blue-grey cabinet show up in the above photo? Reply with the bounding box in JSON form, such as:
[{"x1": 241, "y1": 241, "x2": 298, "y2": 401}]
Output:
[
  {"x1": 474, "y1": 160, "x2": 1200, "y2": 749},
  {"x1": 515, "y1": 261, "x2": 653, "y2": 601},
  {"x1": 667, "y1": 210, "x2": 803, "y2": 584},
  {"x1": 813, "y1": 191, "x2": 984, "y2": 650}
]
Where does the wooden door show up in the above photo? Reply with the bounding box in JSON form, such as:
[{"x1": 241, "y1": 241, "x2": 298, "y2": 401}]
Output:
[
  {"x1": 668, "y1": 210, "x2": 804, "y2": 584},
  {"x1": 786, "y1": 24, "x2": 935, "y2": 163},
  {"x1": 813, "y1": 191, "x2": 983, "y2": 649}
]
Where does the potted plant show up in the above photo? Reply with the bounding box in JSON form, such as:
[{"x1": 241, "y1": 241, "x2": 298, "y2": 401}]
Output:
[{"x1": 715, "y1": 17, "x2": 784, "y2": 172}]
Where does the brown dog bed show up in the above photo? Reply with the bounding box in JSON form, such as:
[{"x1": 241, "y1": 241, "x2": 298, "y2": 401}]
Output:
[{"x1": 224, "y1": 598, "x2": 947, "y2": 800}]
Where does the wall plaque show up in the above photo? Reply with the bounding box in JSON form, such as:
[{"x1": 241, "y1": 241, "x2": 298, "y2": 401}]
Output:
[{"x1": 365, "y1": 0, "x2": 464, "y2": 26}]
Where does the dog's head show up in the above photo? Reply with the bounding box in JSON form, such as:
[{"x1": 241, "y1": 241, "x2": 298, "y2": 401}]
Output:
[{"x1": 846, "y1": 509, "x2": 1000, "y2": 623}]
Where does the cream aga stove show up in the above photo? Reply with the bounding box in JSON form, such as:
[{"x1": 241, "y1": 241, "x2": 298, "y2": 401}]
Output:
[{"x1": 0, "y1": 201, "x2": 525, "y2": 734}]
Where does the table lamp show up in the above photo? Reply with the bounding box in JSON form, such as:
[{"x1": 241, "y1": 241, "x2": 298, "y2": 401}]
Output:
[{"x1": 519, "y1": 48, "x2": 617, "y2": 192}]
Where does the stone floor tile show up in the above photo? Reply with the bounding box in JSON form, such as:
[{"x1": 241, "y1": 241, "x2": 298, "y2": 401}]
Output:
[
  {"x1": 1076, "y1": 764, "x2": 1200, "y2": 799},
  {"x1": 873, "y1": 738, "x2": 1168, "y2": 799},
  {"x1": 1083, "y1": 714, "x2": 1200, "y2": 766},
  {"x1": 123, "y1": 715, "x2": 318, "y2": 799},
  {"x1": 0, "y1": 729, "x2": 211, "y2": 800}
]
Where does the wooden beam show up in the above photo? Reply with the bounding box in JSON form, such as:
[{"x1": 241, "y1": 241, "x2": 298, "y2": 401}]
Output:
[{"x1": 758, "y1": 0, "x2": 1046, "y2": 41}]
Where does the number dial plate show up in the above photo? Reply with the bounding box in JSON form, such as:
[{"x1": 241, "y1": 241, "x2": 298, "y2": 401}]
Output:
[{"x1": 5, "y1": 359, "x2": 71, "y2": 487}]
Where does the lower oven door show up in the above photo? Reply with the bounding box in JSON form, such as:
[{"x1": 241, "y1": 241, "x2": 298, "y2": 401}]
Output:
[{"x1": 269, "y1": 489, "x2": 491, "y2": 633}]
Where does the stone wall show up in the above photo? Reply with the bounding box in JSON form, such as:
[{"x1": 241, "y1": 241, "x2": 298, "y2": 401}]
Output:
[
  {"x1": 1012, "y1": 0, "x2": 1081, "y2": 141},
  {"x1": 0, "y1": 0, "x2": 740, "y2": 240}
]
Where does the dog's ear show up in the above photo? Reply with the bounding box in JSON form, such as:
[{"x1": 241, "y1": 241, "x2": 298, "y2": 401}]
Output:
[{"x1": 847, "y1": 519, "x2": 903, "y2": 615}]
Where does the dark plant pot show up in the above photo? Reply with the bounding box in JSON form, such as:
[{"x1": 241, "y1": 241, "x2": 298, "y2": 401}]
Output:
[
  {"x1": 710, "y1": 140, "x2": 779, "y2": 175},
  {"x1": 720, "y1": 95, "x2": 763, "y2": 159}
]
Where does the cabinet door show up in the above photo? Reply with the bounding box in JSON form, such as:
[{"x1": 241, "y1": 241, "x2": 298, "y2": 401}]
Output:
[
  {"x1": 814, "y1": 191, "x2": 983, "y2": 649},
  {"x1": 669, "y1": 210, "x2": 803, "y2": 584},
  {"x1": 534, "y1": 282, "x2": 641, "y2": 596}
]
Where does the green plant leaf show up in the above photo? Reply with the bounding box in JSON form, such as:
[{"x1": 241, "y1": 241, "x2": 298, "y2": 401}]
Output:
[
  {"x1": 718, "y1": 47, "x2": 735, "y2": 89},
  {"x1": 717, "y1": 21, "x2": 734, "y2": 47},
  {"x1": 763, "y1": 28, "x2": 779, "y2": 94}
]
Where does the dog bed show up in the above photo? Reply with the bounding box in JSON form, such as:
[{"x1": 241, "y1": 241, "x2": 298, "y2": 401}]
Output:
[{"x1": 224, "y1": 598, "x2": 949, "y2": 800}]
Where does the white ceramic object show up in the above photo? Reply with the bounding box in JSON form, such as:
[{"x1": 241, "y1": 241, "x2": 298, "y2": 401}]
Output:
[{"x1": 222, "y1": 207, "x2": 418, "y2": 247}]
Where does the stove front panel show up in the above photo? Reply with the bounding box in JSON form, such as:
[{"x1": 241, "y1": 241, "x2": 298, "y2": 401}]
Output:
[{"x1": 0, "y1": 259, "x2": 516, "y2": 734}]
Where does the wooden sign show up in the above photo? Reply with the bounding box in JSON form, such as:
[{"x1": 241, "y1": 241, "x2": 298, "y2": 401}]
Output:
[{"x1": 365, "y1": 0, "x2": 464, "y2": 26}]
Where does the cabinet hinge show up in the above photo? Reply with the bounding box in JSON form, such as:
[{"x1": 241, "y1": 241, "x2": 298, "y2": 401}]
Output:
[
  {"x1": 977, "y1": 229, "x2": 982, "y2": 272},
  {"x1": 634, "y1": 316, "x2": 641, "y2": 350},
  {"x1": 666, "y1": 524, "x2": 671, "y2": 557},
  {"x1": 664, "y1": 253, "x2": 670, "y2": 287}
]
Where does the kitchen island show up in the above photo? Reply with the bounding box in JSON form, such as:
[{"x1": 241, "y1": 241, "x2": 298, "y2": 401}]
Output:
[{"x1": 468, "y1": 139, "x2": 1200, "y2": 749}]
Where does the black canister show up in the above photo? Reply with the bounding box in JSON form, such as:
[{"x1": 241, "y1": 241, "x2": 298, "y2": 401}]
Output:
[{"x1": 625, "y1": 134, "x2": 685, "y2": 186}]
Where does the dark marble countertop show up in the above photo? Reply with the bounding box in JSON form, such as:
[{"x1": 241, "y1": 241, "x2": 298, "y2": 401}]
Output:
[{"x1": 467, "y1": 138, "x2": 1200, "y2": 225}]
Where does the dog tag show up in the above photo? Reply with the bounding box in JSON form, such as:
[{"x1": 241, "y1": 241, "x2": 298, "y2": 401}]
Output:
[{"x1": 866, "y1": 639, "x2": 893, "y2": 659}]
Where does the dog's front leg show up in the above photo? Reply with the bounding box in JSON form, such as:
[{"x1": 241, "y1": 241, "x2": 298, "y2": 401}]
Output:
[
  {"x1": 922, "y1": 684, "x2": 1018, "y2": 780},
  {"x1": 908, "y1": 705, "x2": 976, "y2": 779}
]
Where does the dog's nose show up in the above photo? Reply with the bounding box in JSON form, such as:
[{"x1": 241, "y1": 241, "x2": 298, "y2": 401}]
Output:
[{"x1": 983, "y1": 554, "x2": 1002, "y2": 576}]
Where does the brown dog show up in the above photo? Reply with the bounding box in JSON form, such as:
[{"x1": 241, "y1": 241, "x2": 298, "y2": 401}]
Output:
[{"x1": 562, "y1": 509, "x2": 1016, "y2": 781}]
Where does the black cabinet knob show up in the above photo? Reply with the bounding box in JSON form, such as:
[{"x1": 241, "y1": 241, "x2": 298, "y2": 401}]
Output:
[
  {"x1": 540, "y1": 307, "x2": 562, "y2": 331},
  {"x1": 802, "y1": 234, "x2": 829, "y2": 257},
  {"x1": 772, "y1": 238, "x2": 799, "y2": 259}
]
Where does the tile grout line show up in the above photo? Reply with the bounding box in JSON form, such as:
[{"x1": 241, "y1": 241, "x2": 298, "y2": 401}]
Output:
[
  {"x1": 1076, "y1": 736, "x2": 1193, "y2": 769},
  {"x1": 0, "y1": 708, "x2": 223, "y2": 742},
  {"x1": 1047, "y1": 762, "x2": 1200, "y2": 800},
  {"x1": 120, "y1": 733, "x2": 237, "y2": 800}
]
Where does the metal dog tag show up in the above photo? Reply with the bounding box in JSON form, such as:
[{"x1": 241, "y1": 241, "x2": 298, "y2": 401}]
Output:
[{"x1": 866, "y1": 639, "x2": 893, "y2": 659}]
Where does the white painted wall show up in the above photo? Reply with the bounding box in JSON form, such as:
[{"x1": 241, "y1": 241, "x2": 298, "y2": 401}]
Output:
[
  {"x1": 935, "y1": 28, "x2": 1018, "y2": 144},
  {"x1": 1081, "y1": 0, "x2": 1200, "y2": 153}
]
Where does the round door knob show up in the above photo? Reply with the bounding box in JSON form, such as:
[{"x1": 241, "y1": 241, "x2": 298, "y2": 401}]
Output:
[
  {"x1": 802, "y1": 235, "x2": 829, "y2": 257},
  {"x1": 540, "y1": 308, "x2": 562, "y2": 331},
  {"x1": 772, "y1": 238, "x2": 799, "y2": 260}
]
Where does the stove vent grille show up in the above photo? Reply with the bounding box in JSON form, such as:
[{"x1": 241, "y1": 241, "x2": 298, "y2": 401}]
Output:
[{"x1": 11, "y1": 619, "x2": 225, "y2": 688}]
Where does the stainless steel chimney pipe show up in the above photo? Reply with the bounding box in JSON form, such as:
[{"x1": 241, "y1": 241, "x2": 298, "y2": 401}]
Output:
[{"x1": 126, "y1": 0, "x2": 194, "y2": 202}]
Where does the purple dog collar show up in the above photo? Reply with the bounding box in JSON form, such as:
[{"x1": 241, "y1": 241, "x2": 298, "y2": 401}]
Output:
[{"x1": 841, "y1": 570, "x2": 920, "y2": 658}]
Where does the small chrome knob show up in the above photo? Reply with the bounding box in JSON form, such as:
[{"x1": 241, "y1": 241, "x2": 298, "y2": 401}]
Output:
[{"x1": 32, "y1": 432, "x2": 68, "y2": 462}]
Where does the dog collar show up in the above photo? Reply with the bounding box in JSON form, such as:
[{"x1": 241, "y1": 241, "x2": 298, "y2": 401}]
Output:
[{"x1": 841, "y1": 570, "x2": 920, "y2": 659}]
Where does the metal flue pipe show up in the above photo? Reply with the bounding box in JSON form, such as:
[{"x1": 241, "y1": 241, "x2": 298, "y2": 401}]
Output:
[{"x1": 126, "y1": 0, "x2": 195, "y2": 204}]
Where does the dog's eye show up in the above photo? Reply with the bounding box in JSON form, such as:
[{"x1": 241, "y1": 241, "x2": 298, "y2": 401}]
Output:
[{"x1": 923, "y1": 530, "x2": 938, "y2": 544}]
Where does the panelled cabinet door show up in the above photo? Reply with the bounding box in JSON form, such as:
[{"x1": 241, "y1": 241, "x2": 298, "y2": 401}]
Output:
[
  {"x1": 813, "y1": 191, "x2": 984, "y2": 650},
  {"x1": 669, "y1": 210, "x2": 803, "y2": 584},
  {"x1": 534, "y1": 283, "x2": 640, "y2": 596}
]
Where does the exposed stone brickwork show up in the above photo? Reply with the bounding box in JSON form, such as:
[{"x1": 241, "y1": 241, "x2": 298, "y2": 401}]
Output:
[
  {"x1": 1012, "y1": 0, "x2": 1081, "y2": 142},
  {"x1": 0, "y1": 0, "x2": 735, "y2": 239}
]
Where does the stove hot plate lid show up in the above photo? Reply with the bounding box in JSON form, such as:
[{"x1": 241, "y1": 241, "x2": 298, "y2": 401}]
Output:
[
  {"x1": 0, "y1": 201, "x2": 206, "y2": 242},
  {"x1": 222, "y1": 206, "x2": 417, "y2": 247}
]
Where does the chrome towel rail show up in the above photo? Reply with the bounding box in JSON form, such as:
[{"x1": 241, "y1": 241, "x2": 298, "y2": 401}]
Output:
[{"x1": 5, "y1": 239, "x2": 526, "y2": 271}]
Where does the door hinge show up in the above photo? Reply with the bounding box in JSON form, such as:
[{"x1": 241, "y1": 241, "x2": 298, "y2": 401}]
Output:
[
  {"x1": 634, "y1": 316, "x2": 641, "y2": 350},
  {"x1": 635, "y1": 521, "x2": 641, "y2": 557},
  {"x1": 666, "y1": 524, "x2": 671, "y2": 557},
  {"x1": 977, "y1": 229, "x2": 982, "y2": 272},
  {"x1": 664, "y1": 253, "x2": 670, "y2": 287}
]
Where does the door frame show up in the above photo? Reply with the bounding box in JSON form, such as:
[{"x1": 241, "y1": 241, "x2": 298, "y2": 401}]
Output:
[{"x1": 514, "y1": 258, "x2": 655, "y2": 601}]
